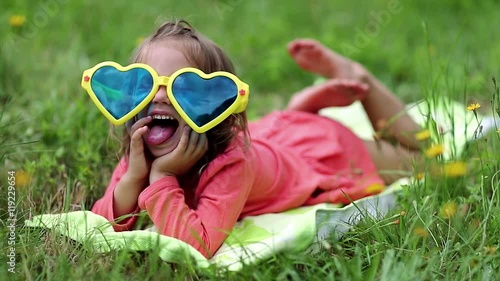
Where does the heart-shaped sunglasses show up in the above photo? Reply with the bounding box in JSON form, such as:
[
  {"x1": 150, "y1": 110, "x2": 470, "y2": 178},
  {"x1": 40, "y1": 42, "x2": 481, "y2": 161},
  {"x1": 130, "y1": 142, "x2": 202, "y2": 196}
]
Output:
[{"x1": 81, "y1": 61, "x2": 249, "y2": 133}]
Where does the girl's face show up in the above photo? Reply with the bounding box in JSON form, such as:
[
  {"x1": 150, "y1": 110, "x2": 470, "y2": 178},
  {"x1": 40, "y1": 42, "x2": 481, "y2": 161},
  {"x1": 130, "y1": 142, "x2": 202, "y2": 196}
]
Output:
[{"x1": 138, "y1": 44, "x2": 194, "y2": 157}]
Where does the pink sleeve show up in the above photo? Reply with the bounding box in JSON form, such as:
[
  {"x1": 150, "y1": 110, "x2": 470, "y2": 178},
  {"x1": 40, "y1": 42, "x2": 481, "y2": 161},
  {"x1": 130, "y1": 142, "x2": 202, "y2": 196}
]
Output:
[
  {"x1": 91, "y1": 157, "x2": 140, "y2": 231},
  {"x1": 137, "y1": 158, "x2": 252, "y2": 258}
]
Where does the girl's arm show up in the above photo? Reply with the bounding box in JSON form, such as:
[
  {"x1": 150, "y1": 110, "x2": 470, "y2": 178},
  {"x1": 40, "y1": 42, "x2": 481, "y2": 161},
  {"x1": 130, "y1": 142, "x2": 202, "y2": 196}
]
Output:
[
  {"x1": 91, "y1": 157, "x2": 141, "y2": 231},
  {"x1": 137, "y1": 157, "x2": 252, "y2": 258}
]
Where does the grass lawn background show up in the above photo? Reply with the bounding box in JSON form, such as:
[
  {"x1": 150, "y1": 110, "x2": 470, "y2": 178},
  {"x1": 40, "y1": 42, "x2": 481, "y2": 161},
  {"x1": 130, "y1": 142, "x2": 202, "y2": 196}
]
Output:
[{"x1": 0, "y1": 0, "x2": 499, "y2": 280}]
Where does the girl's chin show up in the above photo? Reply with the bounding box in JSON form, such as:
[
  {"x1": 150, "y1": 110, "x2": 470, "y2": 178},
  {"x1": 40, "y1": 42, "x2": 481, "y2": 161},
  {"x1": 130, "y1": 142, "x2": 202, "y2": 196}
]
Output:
[
  {"x1": 149, "y1": 145, "x2": 175, "y2": 158},
  {"x1": 147, "y1": 139, "x2": 178, "y2": 157}
]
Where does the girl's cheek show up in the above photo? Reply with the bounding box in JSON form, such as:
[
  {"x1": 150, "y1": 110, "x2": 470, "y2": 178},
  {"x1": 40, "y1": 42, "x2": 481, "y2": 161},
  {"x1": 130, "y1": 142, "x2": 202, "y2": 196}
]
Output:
[{"x1": 137, "y1": 108, "x2": 149, "y2": 119}]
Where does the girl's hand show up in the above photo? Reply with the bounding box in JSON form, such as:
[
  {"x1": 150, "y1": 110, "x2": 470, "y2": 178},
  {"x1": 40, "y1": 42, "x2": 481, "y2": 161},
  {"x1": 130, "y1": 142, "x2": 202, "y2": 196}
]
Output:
[
  {"x1": 125, "y1": 116, "x2": 153, "y2": 184},
  {"x1": 150, "y1": 126, "x2": 208, "y2": 183},
  {"x1": 113, "y1": 116, "x2": 153, "y2": 218}
]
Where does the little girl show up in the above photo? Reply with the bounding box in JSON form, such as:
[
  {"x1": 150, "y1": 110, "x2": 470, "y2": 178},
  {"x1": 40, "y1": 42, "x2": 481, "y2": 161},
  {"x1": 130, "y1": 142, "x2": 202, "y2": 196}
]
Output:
[{"x1": 91, "y1": 20, "x2": 422, "y2": 258}]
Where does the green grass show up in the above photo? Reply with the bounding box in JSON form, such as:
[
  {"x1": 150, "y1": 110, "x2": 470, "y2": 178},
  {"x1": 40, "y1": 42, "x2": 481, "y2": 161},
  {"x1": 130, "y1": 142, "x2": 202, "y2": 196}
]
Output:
[{"x1": 1, "y1": 0, "x2": 499, "y2": 280}]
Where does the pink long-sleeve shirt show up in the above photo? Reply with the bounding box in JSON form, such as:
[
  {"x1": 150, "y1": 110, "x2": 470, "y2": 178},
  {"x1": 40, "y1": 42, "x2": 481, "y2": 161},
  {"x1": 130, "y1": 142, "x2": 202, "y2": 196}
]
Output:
[{"x1": 92, "y1": 111, "x2": 384, "y2": 257}]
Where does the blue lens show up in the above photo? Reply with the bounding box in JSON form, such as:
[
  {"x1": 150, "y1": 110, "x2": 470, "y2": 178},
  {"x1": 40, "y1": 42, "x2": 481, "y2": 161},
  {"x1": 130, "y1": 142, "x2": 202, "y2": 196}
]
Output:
[
  {"x1": 91, "y1": 66, "x2": 154, "y2": 119},
  {"x1": 172, "y1": 72, "x2": 237, "y2": 127}
]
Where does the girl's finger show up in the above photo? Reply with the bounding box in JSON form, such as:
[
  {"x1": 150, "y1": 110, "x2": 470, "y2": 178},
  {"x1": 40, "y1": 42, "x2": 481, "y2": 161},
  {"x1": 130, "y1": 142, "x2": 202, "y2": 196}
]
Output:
[
  {"x1": 129, "y1": 116, "x2": 153, "y2": 135},
  {"x1": 130, "y1": 126, "x2": 148, "y2": 155},
  {"x1": 194, "y1": 133, "x2": 208, "y2": 157},
  {"x1": 176, "y1": 126, "x2": 190, "y2": 153},
  {"x1": 186, "y1": 129, "x2": 200, "y2": 155}
]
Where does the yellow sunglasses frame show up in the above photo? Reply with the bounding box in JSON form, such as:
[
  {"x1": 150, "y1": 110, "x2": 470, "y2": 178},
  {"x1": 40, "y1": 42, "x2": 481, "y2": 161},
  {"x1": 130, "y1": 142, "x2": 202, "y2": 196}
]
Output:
[{"x1": 81, "y1": 61, "x2": 250, "y2": 133}]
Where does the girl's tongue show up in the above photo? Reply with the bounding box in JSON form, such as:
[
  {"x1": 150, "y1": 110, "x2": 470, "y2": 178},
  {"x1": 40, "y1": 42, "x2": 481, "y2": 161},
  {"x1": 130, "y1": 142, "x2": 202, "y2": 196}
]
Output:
[{"x1": 145, "y1": 122, "x2": 178, "y2": 146}]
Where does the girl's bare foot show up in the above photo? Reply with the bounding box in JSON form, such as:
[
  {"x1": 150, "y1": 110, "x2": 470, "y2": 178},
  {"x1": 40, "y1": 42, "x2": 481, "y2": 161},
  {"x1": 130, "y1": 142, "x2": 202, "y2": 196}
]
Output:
[
  {"x1": 288, "y1": 38, "x2": 423, "y2": 151},
  {"x1": 287, "y1": 79, "x2": 369, "y2": 113},
  {"x1": 287, "y1": 39, "x2": 367, "y2": 82}
]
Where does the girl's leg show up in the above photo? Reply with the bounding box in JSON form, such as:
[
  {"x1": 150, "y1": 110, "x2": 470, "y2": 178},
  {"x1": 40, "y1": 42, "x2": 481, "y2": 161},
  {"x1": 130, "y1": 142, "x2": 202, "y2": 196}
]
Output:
[
  {"x1": 287, "y1": 79, "x2": 369, "y2": 113},
  {"x1": 363, "y1": 140, "x2": 422, "y2": 184},
  {"x1": 287, "y1": 38, "x2": 423, "y2": 151},
  {"x1": 287, "y1": 39, "x2": 425, "y2": 183}
]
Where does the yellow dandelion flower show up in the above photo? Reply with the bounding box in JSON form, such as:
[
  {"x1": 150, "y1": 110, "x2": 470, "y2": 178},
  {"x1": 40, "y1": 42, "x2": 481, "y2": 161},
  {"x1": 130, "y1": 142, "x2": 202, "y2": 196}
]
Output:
[
  {"x1": 440, "y1": 201, "x2": 457, "y2": 219},
  {"x1": 413, "y1": 227, "x2": 428, "y2": 238},
  {"x1": 443, "y1": 161, "x2": 467, "y2": 177},
  {"x1": 15, "y1": 170, "x2": 31, "y2": 187},
  {"x1": 425, "y1": 144, "x2": 444, "y2": 158},
  {"x1": 483, "y1": 246, "x2": 496, "y2": 255},
  {"x1": 466, "y1": 103, "x2": 481, "y2": 111},
  {"x1": 364, "y1": 183, "x2": 384, "y2": 194},
  {"x1": 9, "y1": 15, "x2": 26, "y2": 27},
  {"x1": 415, "y1": 172, "x2": 425, "y2": 180},
  {"x1": 415, "y1": 130, "x2": 431, "y2": 141}
]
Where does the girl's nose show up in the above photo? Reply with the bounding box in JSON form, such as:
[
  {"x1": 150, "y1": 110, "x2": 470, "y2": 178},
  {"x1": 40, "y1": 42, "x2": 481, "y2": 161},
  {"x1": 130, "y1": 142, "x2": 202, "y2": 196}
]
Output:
[{"x1": 152, "y1": 86, "x2": 171, "y2": 104}]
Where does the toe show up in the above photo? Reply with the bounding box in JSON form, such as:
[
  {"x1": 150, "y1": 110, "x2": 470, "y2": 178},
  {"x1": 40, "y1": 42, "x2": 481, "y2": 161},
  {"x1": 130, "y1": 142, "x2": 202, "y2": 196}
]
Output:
[{"x1": 287, "y1": 39, "x2": 307, "y2": 53}]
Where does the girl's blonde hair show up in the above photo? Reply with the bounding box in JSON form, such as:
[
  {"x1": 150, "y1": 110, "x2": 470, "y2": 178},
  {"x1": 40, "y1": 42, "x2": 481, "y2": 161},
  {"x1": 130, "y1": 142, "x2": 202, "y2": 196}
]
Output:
[{"x1": 113, "y1": 19, "x2": 249, "y2": 178}]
